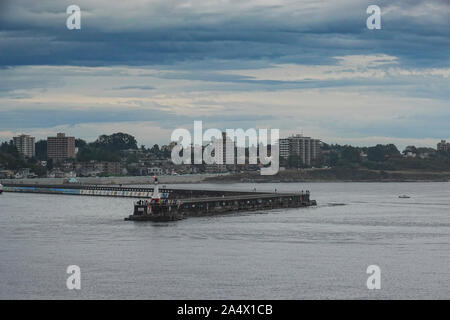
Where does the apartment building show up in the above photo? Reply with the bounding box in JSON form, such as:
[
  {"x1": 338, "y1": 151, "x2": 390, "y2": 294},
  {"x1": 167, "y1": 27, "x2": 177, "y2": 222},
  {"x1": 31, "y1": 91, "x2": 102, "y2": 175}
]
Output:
[
  {"x1": 47, "y1": 133, "x2": 75, "y2": 162},
  {"x1": 437, "y1": 140, "x2": 450, "y2": 152},
  {"x1": 13, "y1": 134, "x2": 35, "y2": 158},
  {"x1": 279, "y1": 134, "x2": 321, "y2": 166}
]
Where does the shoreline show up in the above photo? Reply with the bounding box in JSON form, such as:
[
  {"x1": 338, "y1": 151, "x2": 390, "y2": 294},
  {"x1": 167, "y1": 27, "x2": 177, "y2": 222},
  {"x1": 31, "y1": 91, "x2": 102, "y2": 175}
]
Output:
[
  {"x1": 1, "y1": 170, "x2": 449, "y2": 186},
  {"x1": 0, "y1": 174, "x2": 223, "y2": 186},
  {"x1": 203, "y1": 168, "x2": 450, "y2": 184}
]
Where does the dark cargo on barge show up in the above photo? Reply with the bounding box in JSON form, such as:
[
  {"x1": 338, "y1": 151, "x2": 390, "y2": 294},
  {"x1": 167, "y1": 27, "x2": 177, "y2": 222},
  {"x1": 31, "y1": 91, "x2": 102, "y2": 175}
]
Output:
[{"x1": 125, "y1": 178, "x2": 316, "y2": 222}]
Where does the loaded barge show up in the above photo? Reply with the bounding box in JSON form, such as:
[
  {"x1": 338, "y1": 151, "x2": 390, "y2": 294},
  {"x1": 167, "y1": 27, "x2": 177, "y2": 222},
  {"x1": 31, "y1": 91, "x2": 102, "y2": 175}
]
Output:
[
  {"x1": 0, "y1": 180, "x2": 316, "y2": 221},
  {"x1": 125, "y1": 178, "x2": 316, "y2": 222}
]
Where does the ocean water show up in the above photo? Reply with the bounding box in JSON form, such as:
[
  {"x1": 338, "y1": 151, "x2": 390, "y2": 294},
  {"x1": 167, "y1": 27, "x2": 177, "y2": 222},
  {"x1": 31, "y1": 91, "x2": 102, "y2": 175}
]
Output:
[{"x1": 0, "y1": 182, "x2": 449, "y2": 299}]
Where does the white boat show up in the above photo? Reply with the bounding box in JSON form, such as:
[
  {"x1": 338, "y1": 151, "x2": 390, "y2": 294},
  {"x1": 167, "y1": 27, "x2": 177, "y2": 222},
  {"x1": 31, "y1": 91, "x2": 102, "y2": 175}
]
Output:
[{"x1": 0, "y1": 183, "x2": 3, "y2": 194}]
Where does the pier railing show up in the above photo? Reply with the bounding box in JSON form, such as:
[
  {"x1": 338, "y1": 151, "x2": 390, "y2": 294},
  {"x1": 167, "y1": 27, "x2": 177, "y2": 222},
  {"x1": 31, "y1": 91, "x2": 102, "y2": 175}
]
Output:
[{"x1": 1, "y1": 183, "x2": 305, "y2": 200}]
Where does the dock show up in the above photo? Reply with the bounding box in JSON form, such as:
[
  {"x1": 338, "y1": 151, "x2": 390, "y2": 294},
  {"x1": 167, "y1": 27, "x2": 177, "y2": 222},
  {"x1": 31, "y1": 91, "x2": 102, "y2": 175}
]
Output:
[{"x1": 0, "y1": 183, "x2": 268, "y2": 199}]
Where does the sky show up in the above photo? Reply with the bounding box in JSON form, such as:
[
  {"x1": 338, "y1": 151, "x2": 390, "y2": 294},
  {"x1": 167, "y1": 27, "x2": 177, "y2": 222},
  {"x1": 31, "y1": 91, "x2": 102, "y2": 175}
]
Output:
[{"x1": 0, "y1": 0, "x2": 449, "y2": 149}]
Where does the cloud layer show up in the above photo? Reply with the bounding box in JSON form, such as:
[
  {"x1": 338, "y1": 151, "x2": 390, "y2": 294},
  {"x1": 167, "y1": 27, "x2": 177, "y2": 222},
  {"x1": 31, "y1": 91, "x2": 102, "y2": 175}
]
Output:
[{"x1": 0, "y1": 0, "x2": 449, "y2": 148}]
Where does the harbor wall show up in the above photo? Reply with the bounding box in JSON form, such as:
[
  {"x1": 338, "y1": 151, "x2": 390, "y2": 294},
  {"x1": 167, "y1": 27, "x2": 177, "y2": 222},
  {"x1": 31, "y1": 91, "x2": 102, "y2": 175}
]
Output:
[
  {"x1": 0, "y1": 173, "x2": 225, "y2": 186},
  {"x1": 1, "y1": 183, "x2": 264, "y2": 199},
  {"x1": 2, "y1": 185, "x2": 161, "y2": 198}
]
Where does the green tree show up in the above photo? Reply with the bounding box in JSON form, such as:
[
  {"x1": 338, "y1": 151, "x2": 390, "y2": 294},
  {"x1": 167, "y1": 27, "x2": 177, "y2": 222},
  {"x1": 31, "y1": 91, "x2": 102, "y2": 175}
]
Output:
[
  {"x1": 341, "y1": 146, "x2": 361, "y2": 163},
  {"x1": 35, "y1": 140, "x2": 47, "y2": 160},
  {"x1": 46, "y1": 158, "x2": 53, "y2": 170},
  {"x1": 76, "y1": 147, "x2": 120, "y2": 162},
  {"x1": 93, "y1": 133, "x2": 138, "y2": 151},
  {"x1": 76, "y1": 133, "x2": 136, "y2": 162},
  {"x1": 326, "y1": 151, "x2": 339, "y2": 167},
  {"x1": 75, "y1": 138, "x2": 87, "y2": 148},
  {"x1": 31, "y1": 163, "x2": 47, "y2": 176},
  {"x1": 0, "y1": 141, "x2": 23, "y2": 170},
  {"x1": 150, "y1": 144, "x2": 160, "y2": 156},
  {"x1": 126, "y1": 153, "x2": 139, "y2": 164},
  {"x1": 367, "y1": 144, "x2": 400, "y2": 162}
]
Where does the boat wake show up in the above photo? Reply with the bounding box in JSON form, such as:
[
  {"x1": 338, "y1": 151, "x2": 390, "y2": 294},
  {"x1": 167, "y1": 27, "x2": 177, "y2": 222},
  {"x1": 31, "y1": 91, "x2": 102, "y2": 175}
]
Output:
[{"x1": 326, "y1": 203, "x2": 346, "y2": 207}]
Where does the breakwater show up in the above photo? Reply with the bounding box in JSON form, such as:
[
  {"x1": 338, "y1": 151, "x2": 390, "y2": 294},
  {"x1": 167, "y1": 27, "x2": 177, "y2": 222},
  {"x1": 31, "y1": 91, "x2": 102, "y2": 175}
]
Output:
[
  {"x1": 0, "y1": 174, "x2": 221, "y2": 186},
  {"x1": 2, "y1": 183, "x2": 162, "y2": 198},
  {"x1": 1, "y1": 183, "x2": 267, "y2": 199}
]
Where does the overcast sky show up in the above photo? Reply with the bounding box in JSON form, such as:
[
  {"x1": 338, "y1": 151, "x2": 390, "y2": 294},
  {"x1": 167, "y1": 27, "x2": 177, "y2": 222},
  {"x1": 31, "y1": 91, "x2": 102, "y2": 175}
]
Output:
[{"x1": 0, "y1": 0, "x2": 449, "y2": 149}]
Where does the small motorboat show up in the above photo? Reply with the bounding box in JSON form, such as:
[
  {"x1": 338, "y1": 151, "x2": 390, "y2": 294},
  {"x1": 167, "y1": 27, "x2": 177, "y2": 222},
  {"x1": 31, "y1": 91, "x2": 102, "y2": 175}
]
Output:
[
  {"x1": 398, "y1": 195, "x2": 410, "y2": 199},
  {"x1": 0, "y1": 183, "x2": 3, "y2": 194}
]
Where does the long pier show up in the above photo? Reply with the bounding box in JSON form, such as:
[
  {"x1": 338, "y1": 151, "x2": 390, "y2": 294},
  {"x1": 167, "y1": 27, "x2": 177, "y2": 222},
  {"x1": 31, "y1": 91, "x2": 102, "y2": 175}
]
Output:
[{"x1": 0, "y1": 183, "x2": 264, "y2": 199}]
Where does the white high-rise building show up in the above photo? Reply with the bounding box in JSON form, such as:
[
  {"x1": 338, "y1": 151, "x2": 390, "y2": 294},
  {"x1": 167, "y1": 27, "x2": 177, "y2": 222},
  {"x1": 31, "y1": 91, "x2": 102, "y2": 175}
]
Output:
[
  {"x1": 279, "y1": 134, "x2": 320, "y2": 165},
  {"x1": 13, "y1": 134, "x2": 35, "y2": 158},
  {"x1": 213, "y1": 132, "x2": 235, "y2": 165}
]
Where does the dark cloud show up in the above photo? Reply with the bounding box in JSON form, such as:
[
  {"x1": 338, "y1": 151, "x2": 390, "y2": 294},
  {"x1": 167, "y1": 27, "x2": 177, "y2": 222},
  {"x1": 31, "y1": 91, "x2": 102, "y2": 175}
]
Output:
[
  {"x1": 0, "y1": 106, "x2": 273, "y2": 131},
  {"x1": 0, "y1": 0, "x2": 448, "y2": 68},
  {"x1": 115, "y1": 85, "x2": 155, "y2": 90},
  {"x1": 0, "y1": 1, "x2": 449, "y2": 147}
]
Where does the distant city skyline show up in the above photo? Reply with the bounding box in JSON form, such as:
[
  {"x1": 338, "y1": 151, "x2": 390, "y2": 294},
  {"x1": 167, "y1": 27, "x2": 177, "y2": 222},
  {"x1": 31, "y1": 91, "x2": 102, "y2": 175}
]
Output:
[
  {"x1": 4, "y1": 130, "x2": 448, "y2": 154},
  {"x1": 1, "y1": 1, "x2": 449, "y2": 150}
]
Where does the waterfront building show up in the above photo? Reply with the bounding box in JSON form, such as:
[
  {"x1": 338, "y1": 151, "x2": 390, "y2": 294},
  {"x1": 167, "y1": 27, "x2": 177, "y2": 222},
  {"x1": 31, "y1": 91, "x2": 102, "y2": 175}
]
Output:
[
  {"x1": 437, "y1": 140, "x2": 450, "y2": 152},
  {"x1": 96, "y1": 161, "x2": 122, "y2": 176},
  {"x1": 13, "y1": 134, "x2": 35, "y2": 158},
  {"x1": 75, "y1": 161, "x2": 122, "y2": 177},
  {"x1": 214, "y1": 132, "x2": 235, "y2": 165},
  {"x1": 140, "y1": 166, "x2": 164, "y2": 176},
  {"x1": 47, "y1": 133, "x2": 75, "y2": 162},
  {"x1": 279, "y1": 134, "x2": 321, "y2": 166},
  {"x1": 0, "y1": 169, "x2": 15, "y2": 179}
]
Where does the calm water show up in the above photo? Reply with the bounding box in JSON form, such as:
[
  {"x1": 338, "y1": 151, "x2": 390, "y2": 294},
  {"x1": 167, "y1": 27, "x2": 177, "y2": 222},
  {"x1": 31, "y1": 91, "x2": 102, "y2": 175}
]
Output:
[{"x1": 0, "y1": 182, "x2": 449, "y2": 299}]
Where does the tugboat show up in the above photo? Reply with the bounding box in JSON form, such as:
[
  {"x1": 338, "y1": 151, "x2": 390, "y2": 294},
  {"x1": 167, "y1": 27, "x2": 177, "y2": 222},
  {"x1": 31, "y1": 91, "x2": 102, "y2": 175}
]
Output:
[{"x1": 125, "y1": 176, "x2": 183, "y2": 222}]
